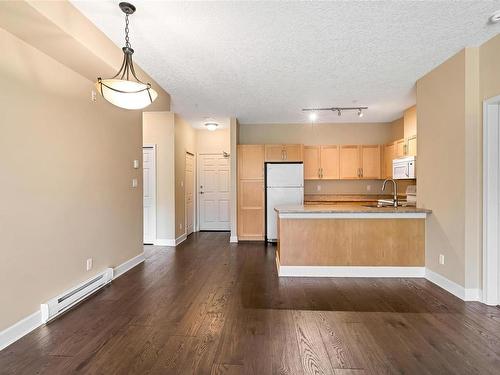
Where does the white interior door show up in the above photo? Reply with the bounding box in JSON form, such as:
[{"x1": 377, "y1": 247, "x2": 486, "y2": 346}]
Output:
[
  {"x1": 143, "y1": 146, "x2": 156, "y2": 244},
  {"x1": 198, "y1": 154, "x2": 230, "y2": 230},
  {"x1": 185, "y1": 153, "x2": 195, "y2": 236}
]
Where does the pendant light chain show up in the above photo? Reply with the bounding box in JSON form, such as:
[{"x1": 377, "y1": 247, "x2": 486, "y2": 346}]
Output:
[{"x1": 125, "y1": 13, "x2": 131, "y2": 49}]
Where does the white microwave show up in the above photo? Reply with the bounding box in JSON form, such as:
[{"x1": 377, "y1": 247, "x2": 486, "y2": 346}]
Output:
[{"x1": 393, "y1": 156, "x2": 416, "y2": 179}]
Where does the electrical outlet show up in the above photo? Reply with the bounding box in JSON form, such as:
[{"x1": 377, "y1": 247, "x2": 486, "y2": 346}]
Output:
[
  {"x1": 367, "y1": 184, "x2": 372, "y2": 192},
  {"x1": 133, "y1": 160, "x2": 139, "y2": 169},
  {"x1": 439, "y1": 254, "x2": 445, "y2": 265},
  {"x1": 179, "y1": 223, "x2": 183, "y2": 230},
  {"x1": 91, "y1": 90, "x2": 97, "y2": 102},
  {"x1": 86, "y1": 258, "x2": 93, "y2": 271},
  {"x1": 132, "y1": 178, "x2": 138, "y2": 188},
  {"x1": 317, "y1": 184, "x2": 321, "y2": 192}
]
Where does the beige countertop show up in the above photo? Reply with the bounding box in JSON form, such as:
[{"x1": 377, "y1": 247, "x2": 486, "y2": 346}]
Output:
[{"x1": 275, "y1": 204, "x2": 431, "y2": 215}]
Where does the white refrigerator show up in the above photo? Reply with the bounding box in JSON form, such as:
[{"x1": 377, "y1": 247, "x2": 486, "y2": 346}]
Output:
[{"x1": 265, "y1": 162, "x2": 304, "y2": 242}]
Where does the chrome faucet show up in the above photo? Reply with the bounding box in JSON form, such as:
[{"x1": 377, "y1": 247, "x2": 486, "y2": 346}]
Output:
[{"x1": 382, "y1": 179, "x2": 398, "y2": 208}]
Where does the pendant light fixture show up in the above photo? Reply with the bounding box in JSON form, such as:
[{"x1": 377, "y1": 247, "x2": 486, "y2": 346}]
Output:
[{"x1": 95, "y1": 2, "x2": 157, "y2": 110}]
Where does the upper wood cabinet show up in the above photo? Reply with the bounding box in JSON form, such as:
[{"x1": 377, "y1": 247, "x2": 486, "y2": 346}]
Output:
[
  {"x1": 265, "y1": 144, "x2": 303, "y2": 161},
  {"x1": 283, "y1": 144, "x2": 303, "y2": 161},
  {"x1": 304, "y1": 146, "x2": 321, "y2": 179},
  {"x1": 304, "y1": 145, "x2": 339, "y2": 180},
  {"x1": 339, "y1": 145, "x2": 361, "y2": 179},
  {"x1": 403, "y1": 106, "x2": 417, "y2": 138},
  {"x1": 321, "y1": 146, "x2": 340, "y2": 179},
  {"x1": 383, "y1": 142, "x2": 395, "y2": 179},
  {"x1": 360, "y1": 145, "x2": 381, "y2": 179},
  {"x1": 339, "y1": 145, "x2": 381, "y2": 179},
  {"x1": 395, "y1": 139, "x2": 406, "y2": 158},
  {"x1": 238, "y1": 144, "x2": 265, "y2": 180},
  {"x1": 407, "y1": 135, "x2": 417, "y2": 156}
]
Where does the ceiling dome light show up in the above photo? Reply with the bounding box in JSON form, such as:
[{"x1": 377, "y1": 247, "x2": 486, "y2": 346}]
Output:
[
  {"x1": 95, "y1": 2, "x2": 158, "y2": 110},
  {"x1": 205, "y1": 122, "x2": 219, "y2": 131},
  {"x1": 358, "y1": 109, "x2": 364, "y2": 118},
  {"x1": 309, "y1": 112, "x2": 318, "y2": 122},
  {"x1": 490, "y1": 10, "x2": 500, "y2": 23}
]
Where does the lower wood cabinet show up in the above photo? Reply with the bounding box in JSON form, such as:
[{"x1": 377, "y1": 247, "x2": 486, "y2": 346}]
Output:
[
  {"x1": 238, "y1": 145, "x2": 265, "y2": 241},
  {"x1": 237, "y1": 179, "x2": 264, "y2": 241}
]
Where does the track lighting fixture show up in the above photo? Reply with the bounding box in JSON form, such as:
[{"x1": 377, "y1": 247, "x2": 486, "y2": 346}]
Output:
[{"x1": 302, "y1": 106, "x2": 368, "y2": 118}]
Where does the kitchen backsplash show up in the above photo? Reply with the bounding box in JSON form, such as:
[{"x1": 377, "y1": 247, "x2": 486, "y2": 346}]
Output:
[{"x1": 304, "y1": 179, "x2": 415, "y2": 196}]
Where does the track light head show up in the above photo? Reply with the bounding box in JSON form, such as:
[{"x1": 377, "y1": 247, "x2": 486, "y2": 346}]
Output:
[
  {"x1": 358, "y1": 109, "x2": 364, "y2": 118},
  {"x1": 337, "y1": 109, "x2": 341, "y2": 116}
]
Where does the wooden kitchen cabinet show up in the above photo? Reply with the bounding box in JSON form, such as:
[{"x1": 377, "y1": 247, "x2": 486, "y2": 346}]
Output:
[
  {"x1": 395, "y1": 139, "x2": 406, "y2": 158},
  {"x1": 264, "y1": 145, "x2": 284, "y2": 161},
  {"x1": 339, "y1": 145, "x2": 361, "y2": 179},
  {"x1": 340, "y1": 145, "x2": 381, "y2": 179},
  {"x1": 360, "y1": 145, "x2": 381, "y2": 179},
  {"x1": 407, "y1": 135, "x2": 417, "y2": 156},
  {"x1": 320, "y1": 145, "x2": 340, "y2": 179},
  {"x1": 265, "y1": 144, "x2": 303, "y2": 161},
  {"x1": 304, "y1": 146, "x2": 320, "y2": 179},
  {"x1": 383, "y1": 142, "x2": 395, "y2": 179},
  {"x1": 238, "y1": 145, "x2": 265, "y2": 240},
  {"x1": 238, "y1": 144, "x2": 264, "y2": 179},
  {"x1": 304, "y1": 145, "x2": 339, "y2": 180}
]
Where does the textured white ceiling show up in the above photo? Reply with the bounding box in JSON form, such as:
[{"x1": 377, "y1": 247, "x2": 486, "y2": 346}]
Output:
[{"x1": 72, "y1": 1, "x2": 500, "y2": 124}]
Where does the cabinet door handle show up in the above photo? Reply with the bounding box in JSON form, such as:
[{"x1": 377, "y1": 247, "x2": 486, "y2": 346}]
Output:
[
  {"x1": 281, "y1": 150, "x2": 285, "y2": 160},
  {"x1": 318, "y1": 168, "x2": 321, "y2": 178},
  {"x1": 360, "y1": 168, "x2": 363, "y2": 178},
  {"x1": 321, "y1": 168, "x2": 323, "y2": 178}
]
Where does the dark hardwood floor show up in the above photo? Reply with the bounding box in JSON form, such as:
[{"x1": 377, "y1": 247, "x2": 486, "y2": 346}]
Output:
[{"x1": 1, "y1": 232, "x2": 500, "y2": 374}]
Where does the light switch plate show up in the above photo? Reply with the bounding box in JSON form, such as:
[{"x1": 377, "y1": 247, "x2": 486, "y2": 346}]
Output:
[
  {"x1": 439, "y1": 254, "x2": 445, "y2": 265},
  {"x1": 132, "y1": 178, "x2": 138, "y2": 188},
  {"x1": 86, "y1": 258, "x2": 93, "y2": 271}
]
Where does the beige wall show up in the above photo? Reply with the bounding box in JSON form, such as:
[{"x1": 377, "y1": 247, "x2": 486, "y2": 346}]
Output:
[
  {"x1": 417, "y1": 34, "x2": 500, "y2": 290},
  {"x1": 239, "y1": 122, "x2": 397, "y2": 145},
  {"x1": 417, "y1": 50, "x2": 467, "y2": 286},
  {"x1": 174, "y1": 115, "x2": 196, "y2": 238},
  {"x1": 479, "y1": 34, "x2": 500, "y2": 101},
  {"x1": 196, "y1": 128, "x2": 230, "y2": 154},
  {"x1": 143, "y1": 112, "x2": 175, "y2": 241},
  {"x1": 0, "y1": 26, "x2": 150, "y2": 331}
]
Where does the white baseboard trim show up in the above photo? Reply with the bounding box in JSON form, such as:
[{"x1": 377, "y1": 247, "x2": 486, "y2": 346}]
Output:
[
  {"x1": 278, "y1": 265, "x2": 426, "y2": 278},
  {"x1": 113, "y1": 252, "x2": 145, "y2": 280},
  {"x1": 154, "y1": 234, "x2": 187, "y2": 247},
  {"x1": 0, "y1": 252, "x2": 145, "y2": 352},
  {"x1": 0, "y1": 311, "x2": 42, "y2": 351},
  {"x1": 175, "y1": 233, "x2": 187, "y2": 245},
  {"x1": 425, "y1": 268, "x2": 482, "y2": 301},
  {"x1": 230, "y1": 235, "x2": 238, "y2": 243}
]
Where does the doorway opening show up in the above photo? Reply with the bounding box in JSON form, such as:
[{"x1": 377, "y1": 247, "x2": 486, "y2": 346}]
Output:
[
  {"x1": 143, "y1": 145, "x2": 156, "y2": 245},
  {"x1": 197, "y1": 153, "x2": 231, "y2": 231},
  {"x1": 483, "y1": 94, "x2": 500, "y2": 306}
]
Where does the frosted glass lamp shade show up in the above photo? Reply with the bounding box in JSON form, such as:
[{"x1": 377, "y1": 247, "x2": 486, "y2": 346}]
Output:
[{"x1": 95, "y1": 79, "x2": 158, "y2": 110}]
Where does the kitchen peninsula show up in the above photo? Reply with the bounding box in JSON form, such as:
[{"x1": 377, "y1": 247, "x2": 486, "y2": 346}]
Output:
[{"x1": 275, "y1": 204, "x2": 431, "y2": 277}]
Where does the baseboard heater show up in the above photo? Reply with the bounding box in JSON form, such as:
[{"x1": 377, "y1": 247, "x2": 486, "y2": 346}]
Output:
[{"x1": 40, "y1": 268, "x2": 113, "y2": 323}]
